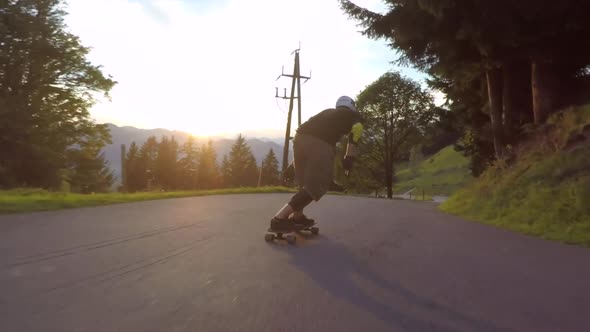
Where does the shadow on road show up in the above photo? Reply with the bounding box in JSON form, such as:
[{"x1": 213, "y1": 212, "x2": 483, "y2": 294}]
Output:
[{"x1": 270, "y1": 235, "x2": 515, "y2": 332}]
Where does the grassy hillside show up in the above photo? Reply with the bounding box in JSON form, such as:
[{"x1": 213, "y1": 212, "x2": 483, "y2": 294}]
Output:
[
  {"x1": 394, "y1": 145, "x2": 472, "y2": 196},
  {"x1": 440, "y1": 105, "x2": 590, "y2": 247}
]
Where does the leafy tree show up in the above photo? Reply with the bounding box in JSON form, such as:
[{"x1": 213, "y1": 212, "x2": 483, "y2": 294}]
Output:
[
  {"x1": 260, "y1": 149, "x2": 280, "y2": 186},
  {"x1": 0, "y1": 0, "x2": 116, "y2": 188},
  {"x1": 353, "y1": 71, "x2": 436, "y2": 198},
  {"x1": 334, "y1": 137, "x2": 383, "y2": 195}
]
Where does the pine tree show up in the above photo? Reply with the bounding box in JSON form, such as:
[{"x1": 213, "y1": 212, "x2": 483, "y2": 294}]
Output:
[
  {"x1": 220, "y1": 155, "x2": 231, "y2": 188},
  {"x1": 260, "y1": 149, "x2": 280, "y2": 186},
  {"x1": 125, "y1": 141, "x2": 146, "y2": 192},
  {"x1": 227, "y1": 134, "x2": 258, "y2": 187},
  {"x1": 179, "y1": 136, "x2": 199, "y2": 189},
  {"x1": 66, "y1": 144, "x2": 114, "y2": 194},
  {"x1": 197, "y1": 140, "x2": 219, "y2": 189},
  {"x1": 339, "y1": 0, "x2": 590, "y2": 169},
  {"x1": 139, "y1": 136, "x2": 159, "y2": 190},
  {"x1": 155, "y1": 135, "x2": 179, "y2": 190},
  {"x1": 246, "y1": 154, "x2": 259, "y2": 187}
]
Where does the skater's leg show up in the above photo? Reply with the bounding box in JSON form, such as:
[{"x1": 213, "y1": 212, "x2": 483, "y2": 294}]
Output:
[
  {"x1": 273, "y1": 188, "x2": 312, "y2": 219},
  {"x1": 292, "y1": 210, "x2": 304, "y2": 219},
  {"x1": 269, "y1": 204, "x2": 294, "y2": 232},
  {"x1": 289, "y1": 189, "x2": 313, "y2": 211},
  {"x1": 290, "y1": 135, "x2": 334, "y2": 226},
  {"x1": 274, "y1": 203, "x2": 294, "y2": 220},
  {"x1": 270, "y1": 134, "x2": 315, "y2": 231},
  {"x1": 290, "y1": 189, "x2": 313, "y2": 218},
  {"x1": 289, "y1": 188, "x2": 315, "y2": 226},
  {"x1": 270, "y1": 188, "x2": 314, "y2": 230}
]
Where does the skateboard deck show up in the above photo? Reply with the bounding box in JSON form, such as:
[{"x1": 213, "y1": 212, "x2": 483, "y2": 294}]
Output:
[{"x1": 265, "y1": 222, "x2": 319, "y2": 244}]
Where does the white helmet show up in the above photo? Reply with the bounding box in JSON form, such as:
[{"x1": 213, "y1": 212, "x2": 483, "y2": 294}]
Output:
[{"x1": 335, "y1": 95, "x2": 357, "y2": 112}]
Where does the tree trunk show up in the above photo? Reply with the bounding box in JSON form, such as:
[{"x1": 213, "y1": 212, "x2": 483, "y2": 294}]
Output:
[
  {"x1": 531, "y1": 58, "x2": 555, "y2": 124},
  {"x1": 503, "y1": 61, "x2": 533, "y2": 145},
  {"x1": 386, "y1": 162, "x2": 393, "y2": 199},
  {"x1": 503, "y1": 62, "x2": 518, "y2": 146},
  {"x1": 486, "y1": 67, "x2": 505, "y2": 159},
  {"x1": 384, "y1": 139, "x2": 394, "y2": 199}
]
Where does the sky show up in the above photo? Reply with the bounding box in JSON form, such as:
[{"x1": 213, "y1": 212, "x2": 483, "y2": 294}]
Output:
[{"x1": 64, "y1": 0, "x2": 438, "y2": 139}]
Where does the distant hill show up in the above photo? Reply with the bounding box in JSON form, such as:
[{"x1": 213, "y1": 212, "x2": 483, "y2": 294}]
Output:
[{"x1": 102, "y1": 124, "x2": 292, "y2": 183}]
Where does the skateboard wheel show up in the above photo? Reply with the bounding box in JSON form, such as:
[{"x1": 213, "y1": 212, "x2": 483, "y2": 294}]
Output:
[
  {"x1": 286, "y1": 234, "x2": 296, "y2": 244},
  {"x1": 265, "y1": 234, "x2": 275, "y2": 242},
  {"x1": 311, "y1": 227, "x2": 319, "y2": 235}
]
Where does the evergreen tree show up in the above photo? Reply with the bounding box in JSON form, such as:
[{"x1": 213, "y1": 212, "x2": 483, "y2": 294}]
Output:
[
  {"x1": 260, "y1": 149, "x2": 280, "y2": 186},
  {"x1": 220, "y1": 155, "x2": 231, "y2": 188},
  {"x1": 247, "y1": 154, "x2": 259, "y2": 187},
  {"x1": 0, "y1": 0, "x2": 116, "y2": 188},
  {"x1": 155, "y1": 135, "x2": 179, "y2": 190},
  {"x1": 66, "y1": 139, "x2": 115, "y2": 194},
  {"x1": 179, "y1": 136, "x2": 199, "y2": 189},
  {"x1": 197, "y1": 139, "x2": 219, "y2": 189},
  {"x1": 227, "y1": 134, "x2": 258, "y2": 187},
  {"x1": 139, "y1": 136, "x2": 158, "y2": 190},
  {"x1": 125, "y1": 141, "x2": 146, "y2": 192},
  {"x1": 338, "y1": 0, "x2": 590, "y2": 170}
]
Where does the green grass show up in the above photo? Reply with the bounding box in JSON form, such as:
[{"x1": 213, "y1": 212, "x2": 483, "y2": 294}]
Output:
[
  {"x1": 440, "y1": 105, "x2": 590, "y2": 247},
  {"x1": 0, "y1": 187, "x2": 297, "y2": 214},
  {"x1": 394, "y1": 145, "x2": 472, "y2": 196}
]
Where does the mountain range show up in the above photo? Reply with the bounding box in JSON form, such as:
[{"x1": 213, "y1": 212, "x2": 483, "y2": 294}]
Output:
[{"x1": 102, "y1": 124, "x2": 292, "y2": 184}]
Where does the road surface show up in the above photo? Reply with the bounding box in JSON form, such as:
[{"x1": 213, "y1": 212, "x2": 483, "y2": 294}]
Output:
[{"x1": 1, "y1": 194, "x2": 589, "y2": 332}]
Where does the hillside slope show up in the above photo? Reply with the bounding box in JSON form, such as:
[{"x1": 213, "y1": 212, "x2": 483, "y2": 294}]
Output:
[
  {"x1": 393, "y1": 145, "x2": 472, "y2": 196},
  {"x1": 440, "y1": 106, "x2": 590, "y2": 246}
]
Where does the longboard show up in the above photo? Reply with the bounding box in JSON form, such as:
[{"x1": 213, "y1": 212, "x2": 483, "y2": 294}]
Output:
[{"x1": 265, "y1": 222, "x2": 319, "y2": 244}]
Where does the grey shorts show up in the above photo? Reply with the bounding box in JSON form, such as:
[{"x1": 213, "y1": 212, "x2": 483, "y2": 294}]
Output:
[{"x1": 293, "y1": 134, "x2": 335, "y2": 201}]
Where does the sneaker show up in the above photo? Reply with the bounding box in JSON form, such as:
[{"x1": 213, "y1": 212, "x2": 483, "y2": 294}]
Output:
[
  {"x1": 292, "y1": 214, "x2": 315, "y2": 227},
  {"x1": 270, "y1": 216, "x2": 295, "y2": 232}
]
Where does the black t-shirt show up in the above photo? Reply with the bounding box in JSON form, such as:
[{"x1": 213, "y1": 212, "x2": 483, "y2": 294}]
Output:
[{"x1": 295, "y1": 107, "x2": 362, "y2": 146}]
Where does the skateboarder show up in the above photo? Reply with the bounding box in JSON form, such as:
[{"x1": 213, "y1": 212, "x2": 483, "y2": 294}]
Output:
[{"x1": 269, "y1": 95, "x2": 363, "y2": 232}]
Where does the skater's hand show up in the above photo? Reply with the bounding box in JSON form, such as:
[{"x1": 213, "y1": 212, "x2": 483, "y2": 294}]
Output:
[{"x1": 342, "y1": 155, "x2": 355, "y2": 176}]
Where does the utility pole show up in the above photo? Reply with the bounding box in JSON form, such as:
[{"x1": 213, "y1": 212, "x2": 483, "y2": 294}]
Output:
[
  {"x1": 275, "y1": 45, "x2": 311, "y2": 183},
  {"x1": 120, "y1": 144, "x2": 127, "y2": 192}
]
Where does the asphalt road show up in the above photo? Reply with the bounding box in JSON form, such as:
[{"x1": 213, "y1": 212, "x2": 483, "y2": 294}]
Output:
[{"x1": 1, "y1": 194, "x2": 589, "y2": 332}]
